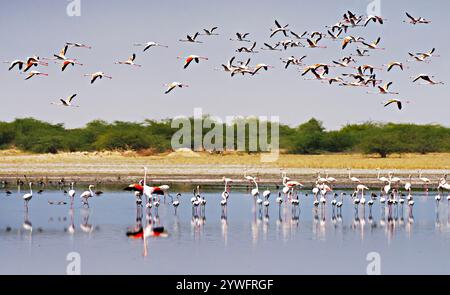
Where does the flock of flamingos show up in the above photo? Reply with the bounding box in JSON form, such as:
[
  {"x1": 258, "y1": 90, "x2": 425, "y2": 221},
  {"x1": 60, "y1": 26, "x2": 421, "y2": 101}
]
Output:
[
  {"x1": 3, "y1": 10, "x2": 445, "y2": 108},
  {"x1": 5, "y1": 166, "x2": 450, "y2": 238}
]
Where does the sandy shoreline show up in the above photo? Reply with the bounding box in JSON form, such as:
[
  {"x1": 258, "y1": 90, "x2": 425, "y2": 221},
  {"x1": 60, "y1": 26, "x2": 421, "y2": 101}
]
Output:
[{"x1": 0, "y1": 163, "x2": 447, "y2": 188}]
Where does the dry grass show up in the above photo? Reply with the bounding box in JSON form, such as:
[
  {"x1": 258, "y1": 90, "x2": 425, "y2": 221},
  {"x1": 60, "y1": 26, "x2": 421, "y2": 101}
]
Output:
[{"x1": 0, "y1": 149, "x2": 449, "y2": 169}]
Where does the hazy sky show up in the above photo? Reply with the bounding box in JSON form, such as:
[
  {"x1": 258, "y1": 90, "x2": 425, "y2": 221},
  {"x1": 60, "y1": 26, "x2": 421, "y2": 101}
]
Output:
[{"x1": 0, "y1": 0, "x2": 449, "y2": 130}]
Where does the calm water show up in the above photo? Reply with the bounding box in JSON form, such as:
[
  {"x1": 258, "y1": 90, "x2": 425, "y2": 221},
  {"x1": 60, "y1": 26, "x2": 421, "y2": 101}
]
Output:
[{"x1": 0, "y1": 187, "x2": 449, "y2": 275}]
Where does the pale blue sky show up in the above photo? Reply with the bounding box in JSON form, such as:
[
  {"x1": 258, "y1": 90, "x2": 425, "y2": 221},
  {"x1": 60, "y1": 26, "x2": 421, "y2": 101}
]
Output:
[{"x1": 0, "y1": 0, "x2": 449, "y2": 129}]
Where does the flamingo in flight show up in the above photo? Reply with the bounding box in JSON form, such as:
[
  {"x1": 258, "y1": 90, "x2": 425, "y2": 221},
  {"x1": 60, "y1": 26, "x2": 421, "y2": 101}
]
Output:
[
  {"x1": 66, "y1": 42, "x2": 92, "y2": 49},
  {"x1": 367, "y1": 82, "x2": 399, "y2": 95},
  {"x1": 52, "y1": 45, "x2": 69, "y2": 60},
  {"x1": 115, "y1": 54, "x2": 141, "y2": 67},
  {"x1": 281, "y1": 56, "x2": 306, "y2": 69},
  {"x1": 179, "y1": 32, "x2": 202, "y2": 43},
  {"x1": 352, "y1": 49, "x2": 370, "y2": 57},
  {"x1": 236, "y1": 42, "x2": 258, "y2": 53},
  {"x1": 360, "y1": 37, "x2": 385, "y2": 50},
  {"x1": 326, "y1": 29, "x2": 343, "y2": 40},
  {"x1": 84, "y1": 72, "x2": 112, "y2": 84},
  {"x1": 230, "y1": 32, "x2": 251, "y2": 42},
  {"x1": 201, "y1": 27, "x2": 219, "y2": 36},
  {"x1": 411, "y1": 74, "x2": 444, "y2": 85},
  {"x1": 251, "y1": 63, "x2": 274, "y2": 75},
  {"x1": 23, "y1": 56, "x2": 48, "y2": 72},
  {"x1": 384, "y1": 61, "x2": 406, "y2": 72},
  {"x1": 261, "y1": 42, "x2": 282, "y2": 51},
  {"x1": 164, "y1": 82, "x2": 189, "y2": 94},
  {"x1": 51, "y1": 94, "x2": 79, "y2": 107},
  {"x1": 61, "y1": 58, "x2": 83, "y2": 72},
  {"x1": 270, "y1": 20, "x2": 289, "y2": 38},
  {"x1": 404, "y1": 12, "x2": 431, "y2": 24},
  {"x1": 306, "y1": 37, "x2": 327, "y2": 49},
  {"x1": 5, "y1": 60, "x2": 25, "y2": 71},
  {"x1": 25, "y1": 70, "x2": 48, "y2": 80},
  {"x1": 134, "y1": 42, "x2": 168, "y2": 52},
  {"x1": 364, "y1": 15, "x2": 386, "y2": 26},
  {"x1": 384, "y1": 99, "x2": 407, "y2": 110},
  {"x1": 178, "y1": 55, "x2": 208, "y2": 69},
  {"x1": 290, "y1": 30, "x2": 308, "y2": 40}
]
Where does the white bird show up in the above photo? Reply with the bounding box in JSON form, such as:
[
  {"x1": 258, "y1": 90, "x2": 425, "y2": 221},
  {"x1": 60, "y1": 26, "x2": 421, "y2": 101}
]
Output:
[
  {"x1": 178, "y1": 55, "x2": 208, "y2": 69},
  {"x1": 51, "y1": 94, "x2": 79, "y2": 107},
  {"x1": 80, "y1": 185, "x2": 95, "y2": 207},
  {"x1": 164, "y1": 82, "x2": 189, "y2": 94},
  {"x1": 5, "y1": 59, "x2": 25, "y2": 71},
  {"x1": 179, "y1": 32, "x2": 202, "y2": 43},
  {"x1": 25, "y1": 70, "x2": 48, "y2": 80},
  {"x1": 134, "y1": 41, "x2": 168, "y2": 52},
  {"x1": 230, "y1": 32, "x2": 251, "y2": 42},
  {"x1": 348, "y1": 169, "x2": 360, "y2": 183},
  {"x1": 411, "y1": 74, "x2": 444, "y2": 85},
  {"x1": 23, "y1": 182, "x2": 33, "y2": 207},
  {"x1": 404, "y1": 12, "x2": 431, "y2": 25},
  {"x1": 66, "y1": 42, "x2": 92, "y2": 49},
  {"x1": 84, "y1": 72, "x2": 112, "y2": 84},
  {"x1": 115, "y1": 54, "x2": 142, "y2": 67},
  {"x1": 360, "y1": 37, "x2": 385, "y2": 50},
  {"x1": 202, "y1": 27, "x2": 219, "y2": 36},
  {"x1": 270, "y1": 20, "x2": 289, "y2": 38},
  {"x1": 68, "y1": 182, "x2": 76, "y2": 198}
]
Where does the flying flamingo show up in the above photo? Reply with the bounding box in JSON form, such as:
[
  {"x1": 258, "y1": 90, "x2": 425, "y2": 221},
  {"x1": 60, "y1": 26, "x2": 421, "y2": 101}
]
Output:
[
  {"x1": 60, "y1": 58, "x2": 83, "y2": 71},
  {"x1": 134, "y1": 42, "x2": 168, "y2": 52},
  {"x1": 177, "y1": 55, "x2": 208, "y2": 69},
  {"x1": 51, "y1": 94, "x2": 79, "y2": 107},
  {"x1": 201, "y1": 27, "x2": 219, "y2": 36},
  {"x1": 23, "y1": 56, "x2": 48, "y2": 72},
  {"x1": 179, "y1": 32, "x2": 202, "y2": 43},
  {"x1": 115, "y1": 54, "x2": 142, "y2": 67},
  {"x1": 404, "y1": 12, "x2": 431, "y2": 25},
  {"x1": 384, "y1": 99, "x2": 407, "y2": 110},
  {"x1": 66, "y1": 42, "x2": 92, "y2": 49},
  {"x1": 411, "y1": 74, "x2": 444, "y2": 85},
  {"x1": 164, "y1": 82, "x2": 189, "y2": 94},
  {"x1": 251, "y1": 63, "x2": 274, "y2": 75},
  {"x1": 236, "y1": 42, "x2": 258, "y2": 53},
  {"x1": 25, "y1": 70, "x2": 48, "y2": 80},
  {"x1": 84, "y1": 72, "x2": 112, "y2": 84},
  {"x1": 230, "y1": 32, "x2": 251, "y2": 42},
  {"x1": 384, "y1": 62, "x2": 406, "y2": 72},
  {"x1": 261, "y1": 42, "x2": 282, "y2": 51},
  {"x1": 4, "y1": 60, "x2": 25, "y2": 71},
  {"x1": 367, "y1": 82, "x2": 399, "y2": 95},
  {"x1": 306, "y1": 37, "x2": 327, "y2": 49},
  {"x1": 360, "y1": 37, "x2": 385, "y2": 50},
  {"x1": 270, "y1": 20, "x2": 289, "y2": 38},
  {"x1": 364, "y1": 15, "x2": 386, "y2": 26}
]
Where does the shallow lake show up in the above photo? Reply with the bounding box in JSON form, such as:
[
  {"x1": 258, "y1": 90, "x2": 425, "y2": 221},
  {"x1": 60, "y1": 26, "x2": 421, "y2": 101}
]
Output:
[{"x1": 0, "y1": 186, "x2": 449, "y2": 274}]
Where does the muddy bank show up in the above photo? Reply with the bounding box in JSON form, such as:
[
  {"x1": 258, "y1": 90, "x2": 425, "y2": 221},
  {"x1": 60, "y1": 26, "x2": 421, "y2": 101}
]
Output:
[{"x1": 0, "y1": 164, "x2": 446, "y2": 188}]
